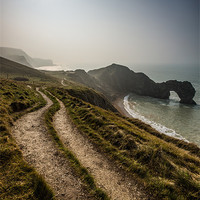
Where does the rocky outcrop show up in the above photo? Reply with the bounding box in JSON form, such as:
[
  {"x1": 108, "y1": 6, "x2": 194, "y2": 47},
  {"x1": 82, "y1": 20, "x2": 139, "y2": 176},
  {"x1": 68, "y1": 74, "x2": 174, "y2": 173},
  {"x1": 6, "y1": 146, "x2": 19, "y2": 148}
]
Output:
[
  {"x1": 88, "y1": 64, "x2": 196, "y2": 105},
  {"x1": 164, "y1": 80, "x2": 196, "y2": 104}
]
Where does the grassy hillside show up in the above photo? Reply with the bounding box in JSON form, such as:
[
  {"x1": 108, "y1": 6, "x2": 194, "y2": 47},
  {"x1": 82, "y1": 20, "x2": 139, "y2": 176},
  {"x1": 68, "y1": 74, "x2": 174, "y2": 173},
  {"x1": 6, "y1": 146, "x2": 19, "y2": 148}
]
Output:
[
  {"x1": 0, "y1": 79, "x2": 54, "y2": 199},
  {"x1": 1, "y1": 71, "x2": 199, "y2": 199},
  {"x1": 41, "y1": 70, "x2": 67, "y2": 79},
  {"x1": 48, "y1": 86, "x2": 200, "y2": 200},
  {"x1": 0, "y1": 57, "x2": 57, "y2": 83},
  {"x1": 50, "y1": 84, "x2": 118, "y2": 113}
]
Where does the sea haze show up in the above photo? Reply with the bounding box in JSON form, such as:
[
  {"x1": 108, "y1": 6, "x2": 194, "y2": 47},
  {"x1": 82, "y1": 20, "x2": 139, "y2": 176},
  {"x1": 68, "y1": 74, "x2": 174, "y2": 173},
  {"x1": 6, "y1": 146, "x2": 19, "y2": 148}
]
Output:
[
  {"x1": 35, "y1": 66, "x2": 63, "y2": 71},
  {"x1": 124, "y1": 65, "x2": 200, "y2": 146}
]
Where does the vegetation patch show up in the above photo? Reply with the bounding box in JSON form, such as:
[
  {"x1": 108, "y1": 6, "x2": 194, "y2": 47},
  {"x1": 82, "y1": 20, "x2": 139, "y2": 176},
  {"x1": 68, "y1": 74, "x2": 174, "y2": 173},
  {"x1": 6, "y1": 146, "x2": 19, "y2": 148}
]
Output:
[
  {"x1": 13, "y1": 77, "x2": 29, "y2": 82},
  {"x1": 0, "y1": 79, "x2": 54, "y2": 200},
  {"x1": 48, "y1": 86, "x2": 200, "y2": 200}
]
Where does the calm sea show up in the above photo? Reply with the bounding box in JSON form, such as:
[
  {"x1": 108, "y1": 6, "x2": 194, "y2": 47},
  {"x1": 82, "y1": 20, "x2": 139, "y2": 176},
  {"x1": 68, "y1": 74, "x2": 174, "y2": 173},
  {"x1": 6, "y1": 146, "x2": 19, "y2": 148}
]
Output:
[{"x1": 124, "y1": 65, "x2": 200, "y2": 146}]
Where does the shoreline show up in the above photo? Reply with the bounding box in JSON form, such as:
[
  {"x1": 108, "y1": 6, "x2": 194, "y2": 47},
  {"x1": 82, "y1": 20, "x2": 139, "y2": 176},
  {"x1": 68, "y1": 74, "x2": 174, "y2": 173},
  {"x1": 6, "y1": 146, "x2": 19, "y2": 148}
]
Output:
[
  {"x1": 112, "y1": 95, "x2": 133, "y2": 118},
  {"x1": 112, "y1": 94, "x2": 200, "y2": 149}
]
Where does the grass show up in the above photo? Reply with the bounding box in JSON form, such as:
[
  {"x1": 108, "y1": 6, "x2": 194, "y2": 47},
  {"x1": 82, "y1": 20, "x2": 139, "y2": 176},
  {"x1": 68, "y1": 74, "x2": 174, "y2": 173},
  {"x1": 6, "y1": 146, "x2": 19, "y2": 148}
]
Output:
[
  {"x1": 42, "y1": 89, "x2": 109, "y2": 200},
  {"x1": 48, "y1": 86, "x2": 200, "y2": 200},
  {"x1": 0, "y1": 79, "x2": 54, "y2": 200},
  {"x1": 56, "y1": 81, "x2": 118, "y2": 112}
]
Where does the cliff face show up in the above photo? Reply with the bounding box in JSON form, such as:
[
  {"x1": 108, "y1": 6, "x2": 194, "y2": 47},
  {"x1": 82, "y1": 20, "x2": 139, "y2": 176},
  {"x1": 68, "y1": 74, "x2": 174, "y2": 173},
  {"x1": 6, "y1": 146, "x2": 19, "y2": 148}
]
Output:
[
  {"x1": 64, "y1": 63, "x2": 196, "y2": 105},
  {"x1": 32, "y1": 58, "x2": 54, "y2": 67}
]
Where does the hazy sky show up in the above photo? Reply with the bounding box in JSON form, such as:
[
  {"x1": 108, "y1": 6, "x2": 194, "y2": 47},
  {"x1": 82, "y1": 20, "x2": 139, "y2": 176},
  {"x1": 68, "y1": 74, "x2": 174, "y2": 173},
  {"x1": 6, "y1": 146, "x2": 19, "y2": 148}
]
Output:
[{"x1": 0, "y1": 0, "x2": 199, "y2": 70}]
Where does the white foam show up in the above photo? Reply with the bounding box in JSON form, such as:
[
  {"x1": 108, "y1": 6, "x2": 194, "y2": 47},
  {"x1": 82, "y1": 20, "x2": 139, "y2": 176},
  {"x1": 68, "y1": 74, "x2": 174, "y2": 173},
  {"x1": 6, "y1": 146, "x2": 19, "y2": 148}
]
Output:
[
  {"x1": 36, "y1": 65, "x2": 63, "y2": 71},
  {"x1": 123, "y1": 95, "x2": 189, "y2": 142}
]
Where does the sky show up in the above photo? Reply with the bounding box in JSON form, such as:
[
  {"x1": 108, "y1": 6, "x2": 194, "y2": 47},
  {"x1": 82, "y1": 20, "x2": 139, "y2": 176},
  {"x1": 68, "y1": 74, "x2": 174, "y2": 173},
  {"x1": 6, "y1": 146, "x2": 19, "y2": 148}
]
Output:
[{"x1": 0, "y1": 0, "x2": 199, "y2": 70}]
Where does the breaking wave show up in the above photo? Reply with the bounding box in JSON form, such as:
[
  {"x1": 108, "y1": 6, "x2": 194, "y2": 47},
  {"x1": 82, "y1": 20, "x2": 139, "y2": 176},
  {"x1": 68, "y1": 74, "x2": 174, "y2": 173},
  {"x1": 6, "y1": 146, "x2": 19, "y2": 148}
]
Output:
[{"x1": 123, "y1": 95, "x2": 189, "y2": 142}]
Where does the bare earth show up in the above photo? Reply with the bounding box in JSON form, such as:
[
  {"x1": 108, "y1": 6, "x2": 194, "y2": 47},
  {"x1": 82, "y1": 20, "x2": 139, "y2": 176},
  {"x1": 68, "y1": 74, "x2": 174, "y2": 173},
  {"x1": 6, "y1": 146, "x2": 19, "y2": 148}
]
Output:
[
  {"x1": 11, "y1": 91, "x2": 92, "y2": 200},
  {"x1": 53, "y1": 98, "x2": 148, "y2": 200}
]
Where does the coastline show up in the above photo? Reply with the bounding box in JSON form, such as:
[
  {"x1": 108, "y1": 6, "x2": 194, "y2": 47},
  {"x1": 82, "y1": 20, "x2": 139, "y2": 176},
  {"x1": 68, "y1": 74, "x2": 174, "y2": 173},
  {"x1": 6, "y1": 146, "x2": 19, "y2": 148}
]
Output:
[
  {"x1": 113, "y1": 94, "x2": 199, "y2": 146},
  {"x1": 112, "y1": 95, "x2": 132, "y2": 118}
]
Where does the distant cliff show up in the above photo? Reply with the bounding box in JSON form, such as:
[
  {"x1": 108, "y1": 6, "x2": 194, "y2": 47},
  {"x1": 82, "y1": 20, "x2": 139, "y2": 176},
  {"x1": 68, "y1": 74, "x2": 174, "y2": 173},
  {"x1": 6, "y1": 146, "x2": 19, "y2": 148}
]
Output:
[
  {"x1": 66, "y1": 63, "x2": 196, "y2": 105},
  {"x1": 0, "y1": 47, "x2": 54, "y2": 68}
]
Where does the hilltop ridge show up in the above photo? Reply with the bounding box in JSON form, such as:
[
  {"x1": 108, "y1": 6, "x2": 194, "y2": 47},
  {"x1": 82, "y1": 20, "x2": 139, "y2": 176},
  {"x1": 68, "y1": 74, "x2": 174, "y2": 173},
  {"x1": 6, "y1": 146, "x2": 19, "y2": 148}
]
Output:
[{"x1": 0, "y1": 56, "x2": 57, "y2": 82}]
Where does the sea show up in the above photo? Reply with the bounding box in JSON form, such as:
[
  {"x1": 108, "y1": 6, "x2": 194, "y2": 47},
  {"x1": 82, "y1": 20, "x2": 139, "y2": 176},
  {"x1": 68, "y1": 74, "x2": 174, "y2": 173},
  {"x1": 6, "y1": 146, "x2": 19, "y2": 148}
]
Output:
[{"x1": 124, "y1": 65, "x2": 200, "y2": 146}]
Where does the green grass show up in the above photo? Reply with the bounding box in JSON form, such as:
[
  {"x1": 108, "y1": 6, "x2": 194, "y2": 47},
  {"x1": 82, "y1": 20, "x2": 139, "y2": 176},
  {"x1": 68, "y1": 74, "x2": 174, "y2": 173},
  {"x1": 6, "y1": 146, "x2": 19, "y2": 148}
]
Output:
[
  {"x1": 42, "y1": 89, "x2": 109, "y2": 200},
  {"x1": 48, "y1": 84, "x2": 118, "y2": 114},
  {"x1": 48, "y1": 86, "x2": 200, "y2": 200},
  {"x1": 0, "y1": 79, "x2": 54, "y2": 200}
]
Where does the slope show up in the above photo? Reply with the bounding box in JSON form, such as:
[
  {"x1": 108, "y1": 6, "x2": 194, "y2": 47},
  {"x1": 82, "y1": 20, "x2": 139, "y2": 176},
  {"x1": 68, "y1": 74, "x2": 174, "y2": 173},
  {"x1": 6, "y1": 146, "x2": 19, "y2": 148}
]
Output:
[
  {"x1": 0, "y1": 57, "x2": 57, "y2": 82},
  {"x1": 48, "y1": 86, "x2": 200, "y2": 200},
  {"x1": 60, "y1": 79, "x2": 118, "y2": 113},
  {"x1": 53, "y1": 97, "x2": 148, "y2": 199}
]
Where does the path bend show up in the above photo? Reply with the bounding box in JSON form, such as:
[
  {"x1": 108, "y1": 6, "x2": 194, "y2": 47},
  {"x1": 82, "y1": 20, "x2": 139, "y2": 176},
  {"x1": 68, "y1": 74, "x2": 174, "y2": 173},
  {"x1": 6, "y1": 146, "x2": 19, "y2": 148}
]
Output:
[{"x1": 11, "y1": 91, "x2": 92, "y2": 200}]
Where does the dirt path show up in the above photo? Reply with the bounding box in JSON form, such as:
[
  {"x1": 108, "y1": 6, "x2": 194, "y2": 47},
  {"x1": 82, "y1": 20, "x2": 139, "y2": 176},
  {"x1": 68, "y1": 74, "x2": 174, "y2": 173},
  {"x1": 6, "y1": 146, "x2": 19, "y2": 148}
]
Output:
[
  {"x1": 53, "y1": 98, "x2": 148, "y2": 200},
  {"x1": 11, "y1": 91, "x2": 92, "y2": 200}
]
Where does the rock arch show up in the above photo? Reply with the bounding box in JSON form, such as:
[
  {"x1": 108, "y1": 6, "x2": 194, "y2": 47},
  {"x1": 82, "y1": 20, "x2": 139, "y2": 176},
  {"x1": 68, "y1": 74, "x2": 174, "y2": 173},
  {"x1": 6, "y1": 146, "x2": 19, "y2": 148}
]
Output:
[{"x1": 164, "y1": 80, "x2": 196, "y2": 105}]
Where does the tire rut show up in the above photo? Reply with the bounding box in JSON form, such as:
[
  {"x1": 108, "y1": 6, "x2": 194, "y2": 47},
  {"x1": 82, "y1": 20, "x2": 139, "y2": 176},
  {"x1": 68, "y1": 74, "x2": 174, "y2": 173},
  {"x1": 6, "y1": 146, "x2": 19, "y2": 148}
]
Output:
[
  {"x1": 53, "y1": 98, "x2": 148, "y2": 200},
  {"x1": 11, "y1": 91, "x2": 92, "y2": 200}
]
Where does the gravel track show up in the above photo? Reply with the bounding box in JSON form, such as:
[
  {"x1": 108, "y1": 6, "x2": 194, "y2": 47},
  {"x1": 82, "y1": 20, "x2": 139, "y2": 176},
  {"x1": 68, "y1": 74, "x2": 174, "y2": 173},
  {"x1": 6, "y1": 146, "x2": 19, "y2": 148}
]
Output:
[{"x1": 11, "y1": 91, "x2": 93, "y2": 200}]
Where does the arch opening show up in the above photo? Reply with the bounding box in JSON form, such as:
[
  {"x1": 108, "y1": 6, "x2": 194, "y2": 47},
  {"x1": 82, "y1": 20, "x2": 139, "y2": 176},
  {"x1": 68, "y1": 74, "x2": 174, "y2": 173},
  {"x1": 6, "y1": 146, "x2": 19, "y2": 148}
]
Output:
[{"x1": 169, "y1": 91, "x2": 180, "y2": 102}]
